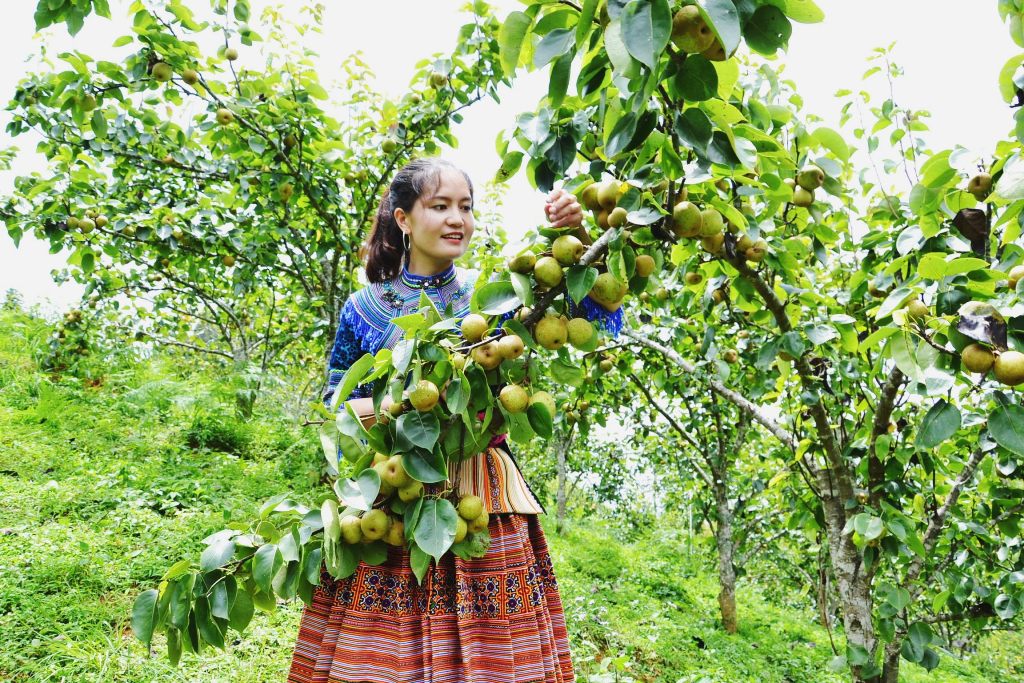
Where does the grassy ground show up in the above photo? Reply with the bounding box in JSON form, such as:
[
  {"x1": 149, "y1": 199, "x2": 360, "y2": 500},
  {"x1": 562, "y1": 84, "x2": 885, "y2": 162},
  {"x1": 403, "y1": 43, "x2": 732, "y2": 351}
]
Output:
[{"x1": 1, "y1": 307, "x2": 1021, "y2": 682}]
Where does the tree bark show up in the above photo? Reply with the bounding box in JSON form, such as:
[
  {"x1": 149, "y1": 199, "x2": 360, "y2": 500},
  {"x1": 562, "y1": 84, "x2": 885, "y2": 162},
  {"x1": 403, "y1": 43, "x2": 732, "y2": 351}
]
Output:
[
  {"x1": 713, "y1": 480, "x2": 738, "y2": 634},
  {"x1": 555, "y1": 432, "x2": 569, "y2": 534}
]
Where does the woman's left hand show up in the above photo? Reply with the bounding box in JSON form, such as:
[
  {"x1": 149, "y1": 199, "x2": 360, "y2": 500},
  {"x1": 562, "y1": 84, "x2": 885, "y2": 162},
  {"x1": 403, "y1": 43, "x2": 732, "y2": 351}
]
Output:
[{"x1": 545, "y1": 188, "x2": 583, "y2": 229}]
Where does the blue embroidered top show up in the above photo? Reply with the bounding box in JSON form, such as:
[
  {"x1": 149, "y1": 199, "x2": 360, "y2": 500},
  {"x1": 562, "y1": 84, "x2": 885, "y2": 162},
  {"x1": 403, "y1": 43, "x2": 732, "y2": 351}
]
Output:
[{"x1": 322, "y1": 263, "x2": 625, "y2": 408}]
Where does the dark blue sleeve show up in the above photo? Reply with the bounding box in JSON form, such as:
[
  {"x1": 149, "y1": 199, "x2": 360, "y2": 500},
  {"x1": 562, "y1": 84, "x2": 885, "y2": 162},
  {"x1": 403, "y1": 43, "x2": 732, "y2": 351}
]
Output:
[
  {"x1": 322, "y1": 299, "x2": 372, "y2": 409},
  {"x1": 569, "y1": 296, "x2": 625, "y2": 337}
]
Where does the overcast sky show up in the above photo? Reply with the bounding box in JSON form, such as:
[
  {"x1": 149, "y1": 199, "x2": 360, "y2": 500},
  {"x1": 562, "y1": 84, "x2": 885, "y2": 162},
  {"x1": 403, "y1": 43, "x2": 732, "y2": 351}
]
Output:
[{"x1": 0, "y1": 1, "x2": 1017, "y2": 313}]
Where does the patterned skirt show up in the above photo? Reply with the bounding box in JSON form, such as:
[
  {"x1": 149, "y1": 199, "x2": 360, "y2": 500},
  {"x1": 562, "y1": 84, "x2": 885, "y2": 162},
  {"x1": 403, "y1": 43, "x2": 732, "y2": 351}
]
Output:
[{"x1": 286, "y1": 513, "x2": 575, "y2": 683}]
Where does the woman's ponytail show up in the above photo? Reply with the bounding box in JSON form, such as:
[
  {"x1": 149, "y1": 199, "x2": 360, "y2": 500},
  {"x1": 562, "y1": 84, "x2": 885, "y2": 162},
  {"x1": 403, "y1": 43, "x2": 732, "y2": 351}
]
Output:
[{"x1": 361, "y1": 158, "x2": 474, "y2": 283}]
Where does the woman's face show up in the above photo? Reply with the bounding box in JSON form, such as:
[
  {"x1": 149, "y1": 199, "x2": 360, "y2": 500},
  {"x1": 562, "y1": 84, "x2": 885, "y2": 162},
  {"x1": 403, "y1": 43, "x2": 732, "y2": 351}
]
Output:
[{"x1": 396, "y1": 169, "x2": 475, "y2": 274}]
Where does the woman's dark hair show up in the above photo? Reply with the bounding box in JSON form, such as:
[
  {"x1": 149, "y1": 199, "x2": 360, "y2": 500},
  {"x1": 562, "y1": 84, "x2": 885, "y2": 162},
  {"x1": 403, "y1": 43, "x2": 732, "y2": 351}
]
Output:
[{"x1": 362, "y1": 158, "x2": 474, "y2": 283}]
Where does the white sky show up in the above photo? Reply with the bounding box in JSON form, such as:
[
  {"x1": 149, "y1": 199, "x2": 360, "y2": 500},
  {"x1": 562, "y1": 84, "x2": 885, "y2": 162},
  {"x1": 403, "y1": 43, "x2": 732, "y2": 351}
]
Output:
[{"x1": 0, "y1": 1, "x2": 1017, "y2": 314}]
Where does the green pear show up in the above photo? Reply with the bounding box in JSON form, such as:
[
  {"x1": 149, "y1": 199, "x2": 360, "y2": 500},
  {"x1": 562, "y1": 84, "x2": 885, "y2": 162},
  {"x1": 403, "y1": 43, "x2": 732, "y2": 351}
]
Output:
[
  {"x1": 961, "y1": 343, "x2": 994, "y2": 374},
  {"x1": 635, "y1": 254, "x2": 656, "y2": 278},
  {"x1": 672, "y1": 201, "x2": 702, "y2": 238},
  {"x1": 529, "y1": 391, "x2": 557, "y2": 419},
  {"x1": 499, "y1": 384, "x2": 529, "y2": 413},
  {"x1": 359, "y1": 509, "x2": 390, "y2": 541},
  {"x1": 498, "y1": 334, "x2": 525, "y2": 360},
  {"x1": 534, "y1": 256, "x2": 564, "y2": 288},
  {"x1": 1008, "y1": 264, "x2": 1024, "y2": 289},
  {"x1": 458, "y1": 495, "x2": 484, "y2": 520},
  {"x1": 398, "y1": 480, "x2": 424, "y2": 502},
  {"x1": 967, "y1": 172, "x2": 992, "y2": 200},
  {"x1": 671, "y1": 6, "x2": 715, "y2": 53},
  {"x1": 534, "y1": 315, "x2": 568, "y2": 350},
  {"x1": 589, "y1": 272, "x2": 628, "y2": 312},
  {"x1": 508, "y1": 252, "x2": 537, "y2": 274},
  {"x1": 566, "y1": 318, "x2": 595, "y2": 347},
  {"x1": 597, "y1": 180, "x2": 621, "y2": 210},
  {"x1": 340, "y1": 515, "x2": 363, "y2": 544},
  {"x1": 461, "y1": 313, "x2": 488, "y2": 341},
  {"x1": 994, "y1": 350, "x2": 1024, "y2": 386},
  {"x1": 608, "y1": 207, "x2": 628, "y2": 228},
  {"x1": 792, "y1": 186, "x2": 814, "y2": 207},
  {"x1": 552, "y1": 235, "x2": 585, "y2": 265},
  {"x1": 472, "y1": 341, "x2": 502, "y2": 369},
  {"x1": 698, "y1": 209, "x2": 724, "y2": 237},
  {"x1": 796, "y1": 165, "x2": 825, "y2": 191}
]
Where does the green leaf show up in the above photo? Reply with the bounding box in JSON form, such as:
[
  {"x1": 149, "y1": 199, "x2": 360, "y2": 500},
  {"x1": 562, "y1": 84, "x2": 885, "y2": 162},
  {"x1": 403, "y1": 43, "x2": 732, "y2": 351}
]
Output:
[
  {"x1": 990, "y1": 404, "x2": 1024, "y2": 456},
  {"x1": 472, "y1": 280, "x2": 521, "y2": 316},
  {"x1": 548, "y1": 52, "x2": 573, "y2": 108},
  {"x1": 90, "y1": 109, "x2": 107, "y2": 138},
  {"x1": 810, "y1": 126, "x2": 850, "y2": 161},
  {"x1": 702, "y1": 0, "x2": 741, "y2": 58},
  {"x1": 403, "y1": 448, "x2": 448, "y2": 484},
  {"x1": 676, "y1": 55, "x2": 718, "y2": 102},
  {"x1": 576, "y1": 0, "x2": 598, "y2": 46},
  {"x1": 777, "y1": 0, "x2": 824, "y2": 23},
  {"x1": 209, "y1": 580, "x2": 229, "y2": 620},
  {"x1": 410, "y1": 543, "x2": 431, "y2": 584},
  {"x1": 413, "y1": 498, "x2": 459, "y2": 562},
  {"x1": 605, "y1": 110, "x2": 638, "y2": 158},
  {"x1": 743, "y1": 5, "x2": 792, "y2": 55},
  {"x1": 853, "y1": 513, "x2": 884, "y2": 541},
  {"x1": 527, "y1": 402, "x2": 553, "y2": 438},
  {"x1": 916, "y1": 399, "x2": 961, "y2": 449},
  {"x1": 620, "y1": 0, "x2": 671, "y2": 69},
  {"x1": 228, "y1": 589, "x2": 254, "y2": 633},
  {"x1": 199, "y1": 540, "x2": 236, "y2": 572},
  {"x1": 675, "y1": 108, "x2": 713, "y2": 152},
  {"x1": 330, "y1": 353, "x2": 376, "y2": 413},
  {"x1": 566, "y1": 265, "x2": 598, "y2": 304},
  {"x1": 336, "y1": 468, "x2": 382, "y2": 511},
  {"x1": 194, "y1": 595, "x2": 225, "y2": 650},
  {"x1": 397, "y1": 411, "x2": 441, "y2": 451},
  {"x1": 551, "y1": 358, "x2": 586, "y2": 387},
  {"x1": 534, "y1": 28, "x2": 574, "y2": 69},
  {"x1": 132, "y1": 589, "x2": 159, "y2": 646},
  {"x1": 252, "y1": 544, "x2": 279, "y2": 595}
]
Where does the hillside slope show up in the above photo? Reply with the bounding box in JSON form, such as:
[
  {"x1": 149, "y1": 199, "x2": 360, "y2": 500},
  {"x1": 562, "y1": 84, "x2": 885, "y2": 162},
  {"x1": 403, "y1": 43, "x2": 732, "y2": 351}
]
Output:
[{"x1": 0, "y1": 309, "x2": 1020, "y2": 682}]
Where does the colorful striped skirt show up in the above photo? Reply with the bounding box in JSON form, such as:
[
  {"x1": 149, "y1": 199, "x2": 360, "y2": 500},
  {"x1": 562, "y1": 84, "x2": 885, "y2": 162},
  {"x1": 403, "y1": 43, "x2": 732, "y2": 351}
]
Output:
[{"x1": 287, "y1": 512, "x2": 575, "y2": 683}]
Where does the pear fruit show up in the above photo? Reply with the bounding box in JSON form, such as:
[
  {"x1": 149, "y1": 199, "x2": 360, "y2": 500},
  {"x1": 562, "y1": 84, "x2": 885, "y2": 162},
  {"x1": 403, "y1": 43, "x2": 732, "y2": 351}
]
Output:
[
  {"x1": 384, "y1": 519, "x2": 405, "y2": 547},
  {"x1": 701, "y1": 232, "x2": 725, "y2": 254},
  {"x1": 534, "y1": 315, "x2": 568, "y2": 350},
  {"x1": 529, "y1": 391, "x2": 557, "y2": 419},
  {"x1": 533, "y1": 256, "x2": 564, "y2": 289},
  {"x1": 472, "y1": 341, "x2": 503, "y2": 370},
  {"x1": 151, "y1": 62, "x2": 173, "y2": 82},
  {"x1": 566, "y1": 318, "x2": 595, "y2": 347},
  {"x1": 454, "y1": 517, "x2": 469, "y2": 543},
  {"x1": 635, "y1": 254, "x2": 656, "y2": 278},
  {"x1": 589, "y1": 272, "x2": 628, "y2": 311},
  {"x1": 1007, "y1": 265, "x2": 1024, "y2": 290},
  {"x1": 684, "y1": 271, "x2": 703, "y2": 286},
  {"x1": 498, "y1": 334, "x2": 525, "y2": 360},
  {"x1": 797, "y1": 165, "x2": 825, "y2": 191},
  {"x1": 967, "y1": 172, "x2": 993, "y2": 200},
  {"x1": 216, "y1": 107, "x2": 234, "y2": 125},
  {"x1": 961, "y1": 343, "x2": 995, "y2": 374},
  {"x1": 744, "y1": 239, "x2": 768, "y2": 263},
  {"x1": 430, "y1": 71, "x2": 447, "y2": 87},
  {"x1": 508, "y1": 252, "x2": 537, "y2": 274},
  {"x1": 735, "y1": 234, "x2": 754, "y2": 252},
  {"x1": 792, "y1": 186, "x2": 814, "y2": 207},
  {"x1": 222, "y1": 254, "x2": 236, "y2": 267},
  {"x1": 699, "y1": 208, "x2": 724, "y2": 236},
  {"x1": 671, "y1": 6, "x2": 715, "y2": 53},
  {"x1": 499, "y1": 384, "x2": 530, "y2": 413},
  {"x1": 581, "y1": 183, "x2": 601, "y2": 211},
  {"x1": 701, "y1": 38, "x2": 727, "y2": 61},
  {"x1": 461, "y1": 313, "x2": 488, "y2": 342},
  {"x1": 182, "y1": 68, "x2": 199, "y2": 85},
  {"x1": 278, "y1": 182, "x2": 294, "y2": 202},
  {"x1": 398, "y1": 480, "x2": 424, "y2": 502},
  {"x1": 458, "y1": 495, "x2": 484, "y2": 521},
  {"x1": 599, "y1": 358, "x2": 614, "y2": 373},
  {"x1": 340, "y1": 515, "x2": 363, "y2": 544},
  {"x1": 451, "y1": 352, "x2": 467, "y2": 371},
  {"x1": 906, "y1": 300, "x2": 929, "y2": 320},
  {"x1": 608, "y1": 207, "x2": 628, "y2": 228},
  {"x1": 79, "y1": 218, "x2": 96, "y2": 233},
  {"x1": 359, "y1": 509, "x2": 390, "y2": 541},
  {"x1": 994, "y1": 350, "x2": 1024, "y2": 386},
  {"x1": 409, "y1": 380, "x2": 440, "y2": 411},
  {"x1": 468, "y1": 511, "x2": 490, "y2": 534},
  {"x1": 382, "y1": 138, "x2": 398, "y2": 154},
  {"x1": 672, "y1": 201, "x2": 702, "y2": 238},
  {"x1": 552, "y1": 235, "x2": 585, "y2": 265},
  {"x1": 382, "y1": 455, "x2": 412, "y2": 488},
  {"x1": 723, "y1": 349, "x2": 739, "y2": 364},
  {"x1": 597, "y1": 180, "x2": 621, "y2": 210},
  {"x1": 225, "y1": 47, "x2": 239, "y2": 61}
]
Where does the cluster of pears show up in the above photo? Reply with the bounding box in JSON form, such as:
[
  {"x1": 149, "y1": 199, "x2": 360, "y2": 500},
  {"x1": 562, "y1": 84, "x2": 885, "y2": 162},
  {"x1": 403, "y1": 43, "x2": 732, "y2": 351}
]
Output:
[
  {"x1": 579, "y1": 177, "x2": 628, "y2": 229},
  {"x1": 150, "y1": 60, "x2": 200, "y2": 87},
  {"x1": 66, "y1": 208, "x2": 108, "y2": 235},
  {"x1": 670, "y1": 194, "x2": 767, "y2": 264},
  {"x1": 960, "y1": 343, "x2": 1024, "y2": 387},
  {"x1": 786, "y1": 165, "x2": 826, "y2": 208},
  {"x1": 671, "y1": 5, "x2": 727, "y2": 61}
]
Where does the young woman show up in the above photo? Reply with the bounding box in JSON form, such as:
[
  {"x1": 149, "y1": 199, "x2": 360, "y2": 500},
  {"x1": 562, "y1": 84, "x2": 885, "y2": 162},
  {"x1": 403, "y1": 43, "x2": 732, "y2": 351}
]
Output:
[{"x1": 287, "y1": 158, "x2": 619, "y2": 683}]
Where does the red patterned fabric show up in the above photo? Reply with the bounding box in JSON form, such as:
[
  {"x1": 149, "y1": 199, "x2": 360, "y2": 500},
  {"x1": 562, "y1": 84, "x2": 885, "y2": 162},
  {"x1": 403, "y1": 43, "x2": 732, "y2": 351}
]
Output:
[{"x1": 287, "y1": 514, "x2": 575, "y2": 683}]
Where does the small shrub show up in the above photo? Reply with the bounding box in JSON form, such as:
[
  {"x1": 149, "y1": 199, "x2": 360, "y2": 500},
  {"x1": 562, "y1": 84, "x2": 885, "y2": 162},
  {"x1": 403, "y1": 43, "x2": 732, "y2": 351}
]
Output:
[{"x1": 183, "y1": 411, "x2": 251, "y2": 455}]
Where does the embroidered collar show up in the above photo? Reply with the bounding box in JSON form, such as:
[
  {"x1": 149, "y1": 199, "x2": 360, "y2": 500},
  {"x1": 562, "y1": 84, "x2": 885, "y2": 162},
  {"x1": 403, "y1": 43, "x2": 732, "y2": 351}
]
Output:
[{"x1": 400, "y1": 263, "x2": 458, "y2": 290}]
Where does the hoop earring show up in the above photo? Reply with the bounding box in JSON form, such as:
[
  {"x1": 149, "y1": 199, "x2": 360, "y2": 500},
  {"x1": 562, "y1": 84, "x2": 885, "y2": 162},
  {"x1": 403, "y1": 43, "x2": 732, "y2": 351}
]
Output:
[{"x1": 402, "y1": 232, "x2": 411, "y2": 253}]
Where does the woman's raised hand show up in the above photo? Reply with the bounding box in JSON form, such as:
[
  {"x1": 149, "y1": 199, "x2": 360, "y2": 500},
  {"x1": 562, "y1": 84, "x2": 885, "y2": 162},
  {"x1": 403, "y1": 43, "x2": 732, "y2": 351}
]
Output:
[{"x1": 544, "y1": 187, "x2": 583, "y2": 229}]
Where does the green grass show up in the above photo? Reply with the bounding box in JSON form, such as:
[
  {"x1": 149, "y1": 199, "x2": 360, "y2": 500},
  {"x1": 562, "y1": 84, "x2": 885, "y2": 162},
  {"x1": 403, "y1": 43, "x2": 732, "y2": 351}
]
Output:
[{"x1": 0, "y1": 307, "x2": 1021, "y2": 682}]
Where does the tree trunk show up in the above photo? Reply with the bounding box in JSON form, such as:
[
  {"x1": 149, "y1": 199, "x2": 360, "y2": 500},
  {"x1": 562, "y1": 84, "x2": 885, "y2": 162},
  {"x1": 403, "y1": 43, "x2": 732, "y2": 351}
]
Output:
[
  {"x1": 881, "y1": 640, "x2": 901, "y2": 683},
  {"x1": 713, "y1": 482, "x2": 738, "y2": 634},
  {"x1": 820, "y1": 492, "x2": 878, "y2": 683},
  {"x1": 706, "y1": 456, "x2": 739, "y2": 635}
]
